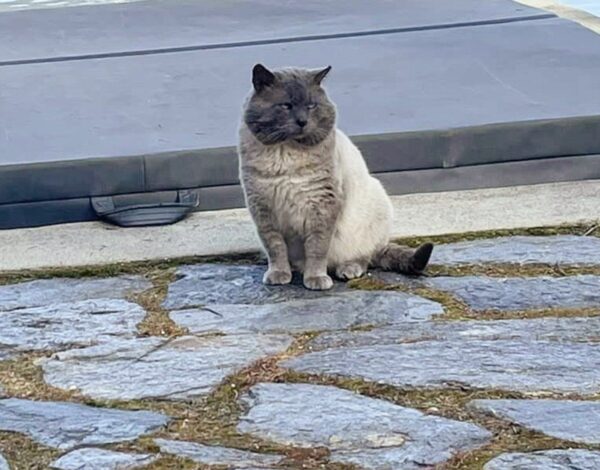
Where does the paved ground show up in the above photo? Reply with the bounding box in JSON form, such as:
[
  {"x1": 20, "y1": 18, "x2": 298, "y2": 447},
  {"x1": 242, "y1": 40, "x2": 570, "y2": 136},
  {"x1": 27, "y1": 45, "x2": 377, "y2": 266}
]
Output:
[
  {"x1": 1, "y1": 1, "x2": 599, "y2": 468},
  {"x1": 1, "y1": 180, "x2": 600, "y2": 272},
  {"x1": 2, "y1": 0, "x2": 599, "y2": 17},
  {"x1": 1, "y1": 226, "x2": 599, "y2": 469}
]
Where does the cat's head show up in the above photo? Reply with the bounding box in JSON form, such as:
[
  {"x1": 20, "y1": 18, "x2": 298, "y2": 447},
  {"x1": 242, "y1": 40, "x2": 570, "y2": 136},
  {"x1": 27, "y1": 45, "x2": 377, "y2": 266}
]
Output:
[{"x1": 243, "y1": 64, "x2": 336, "y2": 146}]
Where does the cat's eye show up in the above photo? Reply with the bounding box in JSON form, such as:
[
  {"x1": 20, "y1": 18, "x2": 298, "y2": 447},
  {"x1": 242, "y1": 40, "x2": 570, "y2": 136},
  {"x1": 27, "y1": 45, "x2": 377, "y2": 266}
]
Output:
[
  {"x1": 307, "y1": 103, "x2": 317, "y2": 109},
  {"x1": 279, "y1": 103, "x2": 293, "y2": 110}
]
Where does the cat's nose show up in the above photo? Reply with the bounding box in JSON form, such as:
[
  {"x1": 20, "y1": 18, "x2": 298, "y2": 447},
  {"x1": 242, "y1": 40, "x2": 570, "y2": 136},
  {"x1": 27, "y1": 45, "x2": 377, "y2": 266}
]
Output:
[{"x1": 296, "y1": 118, "x2": 307, "y2": 128}]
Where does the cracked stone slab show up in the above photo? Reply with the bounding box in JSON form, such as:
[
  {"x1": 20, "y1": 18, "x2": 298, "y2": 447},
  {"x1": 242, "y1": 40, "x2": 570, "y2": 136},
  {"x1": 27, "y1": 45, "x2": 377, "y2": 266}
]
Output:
[
  {"x1": 39, "y1": 335, "x2": 293, "y2": 400},
  {"x1": 470, "y1": 400, "x2": 600, "y2": 444},
  {"x1": 309, "y1": 316, "x2": 600, "y2": 350},
  {"x1": 163, "y1": 264, "x2": 357, "y2": 310},
  {"x1": 284, "y1": 318, "x2": 600, "y2": 394},
  {"x1": 373, "y1": 272, "x2": 600, "y2": 312},
  {"x1": 238, "y1": 383, "x2": 490, "y2": 470},
  {"x1": 0, "y1": 299, "x2": 145, "y2": 353},
  {"x1": 0, "y1": 398, "x2": 168, "y2": 450},
  {"x1": 155, "y1": 439, "x2": 283, "y2": 468},
  {"x1": 170, "y1": 290, "x2": 443, "y2": 335},
  {"x1": 425, "y1": 275, "x2": 600, "y2": 311},
  {"x1": 431, "y1": 235, "x2": 600, "y2": 265},
  {"x1": 0, "y1": 454, "x2": 8, "y2": 470},
  {"x1": 51, "y1": 448, "x2": 156, "y2": 470},
  {"x1": 0, "y1": 276, "x2": 151, "y2": 312},
  {"x1": 484, "y1": 449, "x2": 600, "y2": 470}
]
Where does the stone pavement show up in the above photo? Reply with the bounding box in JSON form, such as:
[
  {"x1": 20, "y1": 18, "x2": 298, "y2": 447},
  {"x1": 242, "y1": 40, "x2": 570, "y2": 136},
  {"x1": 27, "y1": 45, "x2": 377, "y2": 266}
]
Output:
[{"x1": 0, "y1": 229, "x2": 600, "y2": 468}]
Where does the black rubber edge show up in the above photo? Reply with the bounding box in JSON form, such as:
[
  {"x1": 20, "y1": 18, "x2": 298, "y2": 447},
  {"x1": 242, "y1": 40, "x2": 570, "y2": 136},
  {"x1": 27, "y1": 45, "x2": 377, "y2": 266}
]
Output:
[
  {"x1": 0, "y1": 155, "x2": 146, "y2": 206},
  {"x1": 0, "y1": 187, "x2": 246, "y2": 230},
  {"x1": 3, "y1": 114, "x2": 599, "y2": 207},
  {"x1": 377, "y1": 153, "x2": 600, "y2": 194},
  {"x1": 1, "y1": 154, "x2": 598, "y2": 230}
]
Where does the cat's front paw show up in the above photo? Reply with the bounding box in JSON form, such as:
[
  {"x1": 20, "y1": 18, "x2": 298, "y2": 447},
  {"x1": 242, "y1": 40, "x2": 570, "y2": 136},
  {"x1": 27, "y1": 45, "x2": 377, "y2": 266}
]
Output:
[
  {"x1": 263, "y1": 269, "x2": 292, "y2": 286},
  {"x1": 335, "y1": 262, "x2": 366, "y2": 280},
  {"x1": 303, "y1": 274, "x2": 333, "y2": 291}
]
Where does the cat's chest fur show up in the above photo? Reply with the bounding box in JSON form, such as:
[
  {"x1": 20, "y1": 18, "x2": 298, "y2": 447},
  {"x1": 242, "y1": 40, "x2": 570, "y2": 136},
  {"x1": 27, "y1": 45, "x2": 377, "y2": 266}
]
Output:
[{"x1": 240, "y1": 132, "x2": 341, "y2": 235}]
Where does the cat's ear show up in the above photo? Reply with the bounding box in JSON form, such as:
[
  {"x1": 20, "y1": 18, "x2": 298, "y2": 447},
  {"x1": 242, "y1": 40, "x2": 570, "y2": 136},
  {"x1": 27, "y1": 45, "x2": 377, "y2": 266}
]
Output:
[
  {"x1": 252, "y1": 64, "x2": 276, "y2": 92},
  {"x1": 312, "y1": 65, "x2": 332, "y2": 85}
]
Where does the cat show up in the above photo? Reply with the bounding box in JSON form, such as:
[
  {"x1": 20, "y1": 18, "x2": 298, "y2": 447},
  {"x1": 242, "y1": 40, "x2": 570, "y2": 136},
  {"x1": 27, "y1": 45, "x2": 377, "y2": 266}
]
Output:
[{"x1": 238, "y1": 64, "x2": 433, "y2": 290}]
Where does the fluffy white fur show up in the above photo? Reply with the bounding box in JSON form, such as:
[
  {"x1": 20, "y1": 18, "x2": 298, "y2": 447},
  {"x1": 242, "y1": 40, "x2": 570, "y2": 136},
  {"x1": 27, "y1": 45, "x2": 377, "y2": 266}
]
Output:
[{"x1": 325, "y1": 129, "x2": 393, "y2": 268}]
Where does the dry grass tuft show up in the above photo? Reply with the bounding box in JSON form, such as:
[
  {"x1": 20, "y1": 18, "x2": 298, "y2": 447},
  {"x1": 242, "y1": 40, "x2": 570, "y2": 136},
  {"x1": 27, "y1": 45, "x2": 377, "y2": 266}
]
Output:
[
  {"x1": 0, "y1": 353, "x2": 79, "y2": 402},
  {"x1": 0, "y1": 432, "x2": 58, "y2": 470},
  {"x1": 133, "y1": 269, "x2": 186, "y2": 338},
  {"x1": 428, "y1": 262, "x2": 600, "y2": 278}
]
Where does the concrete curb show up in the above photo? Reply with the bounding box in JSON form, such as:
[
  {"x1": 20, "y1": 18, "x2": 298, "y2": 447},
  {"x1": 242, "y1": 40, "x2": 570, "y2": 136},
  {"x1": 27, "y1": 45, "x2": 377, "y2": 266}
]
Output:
[{"x1": 0, "y1": 180, "x2": 598, "y2": 272}]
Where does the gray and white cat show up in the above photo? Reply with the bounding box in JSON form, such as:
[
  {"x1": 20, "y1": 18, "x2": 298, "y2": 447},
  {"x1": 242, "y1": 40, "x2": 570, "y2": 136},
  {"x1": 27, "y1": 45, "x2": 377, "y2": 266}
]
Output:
[{"x1": 238, "y1": 64, "x2": 433, "y2": 290}]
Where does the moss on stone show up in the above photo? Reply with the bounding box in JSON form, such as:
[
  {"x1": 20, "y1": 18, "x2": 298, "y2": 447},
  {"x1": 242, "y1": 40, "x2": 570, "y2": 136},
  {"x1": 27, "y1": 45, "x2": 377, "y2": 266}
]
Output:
[
  {"x1": 447, "y1": 306, "x2": 600, "y2": 322},
  {"x1": 95, "y1": 334, "x2": 355, "y2": 470},
  {"x1": 414, "y1": 287, "x2": 472, "y2": 319},
  {"x1": 132, "y1": 269, "x2": 187, "y2": 338},
  {"x1": 428, "y1": 263, "x2": 600, "y2": 278},
  {"x1": 0, "y1": 353, "x2": 78, "y2": 402},
  {"x1": 275, "y1": 370, "x2": 600, "y2": 470},
  {"x1": 394, "y1": 222, "x2": 600, "y2": 248},
  {"x1": 0, "y1": 252, "x2": 264, "y2": 286}
]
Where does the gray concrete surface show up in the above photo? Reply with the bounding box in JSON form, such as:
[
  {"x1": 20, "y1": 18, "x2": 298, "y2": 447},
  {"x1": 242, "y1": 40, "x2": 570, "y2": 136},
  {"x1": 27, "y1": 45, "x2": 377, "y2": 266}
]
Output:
[
  {"x1": 0, "y1": 180, "x2": 598, "y2": 272},
  {"x1": 1, "y1": 0, "x2": 547, "y2": 62},
  {"x1": 0, "y1": 0, "x2": 143, "y2": 13},
  {"x1": 5, "y1": 16, "x2": 600, "y2": 166}
]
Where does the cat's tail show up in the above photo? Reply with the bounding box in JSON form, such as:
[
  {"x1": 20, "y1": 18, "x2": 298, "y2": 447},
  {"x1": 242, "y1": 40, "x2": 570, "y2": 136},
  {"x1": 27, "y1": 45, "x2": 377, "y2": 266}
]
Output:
[{"x1": 372, "y1": 242, "x2": 434, "y2": 275}]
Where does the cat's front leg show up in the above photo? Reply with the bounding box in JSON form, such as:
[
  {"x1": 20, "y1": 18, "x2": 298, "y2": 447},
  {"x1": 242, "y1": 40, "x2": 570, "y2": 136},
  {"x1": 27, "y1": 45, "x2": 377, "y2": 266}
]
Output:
[
  {"x1": 261, "y1": 231, "x2": 292, "y2": 286},
  {"x1": 303, "y1": 202, "x2": 339, "y2": 291},
  {"x1": 248, "y1": 199, "x2": 292, "y2": 286}
]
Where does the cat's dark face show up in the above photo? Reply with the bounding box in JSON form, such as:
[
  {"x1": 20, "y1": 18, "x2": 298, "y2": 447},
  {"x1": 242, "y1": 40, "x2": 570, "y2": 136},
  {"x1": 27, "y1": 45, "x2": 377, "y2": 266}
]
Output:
[{"x1": 243, "y1": 64, "x2": 336, "y2": 146}]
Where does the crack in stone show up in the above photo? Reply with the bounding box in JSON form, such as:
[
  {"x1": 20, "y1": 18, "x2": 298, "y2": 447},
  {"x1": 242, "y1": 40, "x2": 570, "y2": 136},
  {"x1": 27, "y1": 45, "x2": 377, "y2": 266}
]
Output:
[{"x1": 199, "y1": 306, "x2": 224, "y2": 318}]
